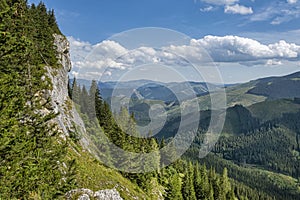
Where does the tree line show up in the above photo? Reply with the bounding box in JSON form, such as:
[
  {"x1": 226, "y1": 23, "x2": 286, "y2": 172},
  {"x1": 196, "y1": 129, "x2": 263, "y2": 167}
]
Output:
[{"x1": 71, "y1": 78, "x2": 260, "y2": 199}]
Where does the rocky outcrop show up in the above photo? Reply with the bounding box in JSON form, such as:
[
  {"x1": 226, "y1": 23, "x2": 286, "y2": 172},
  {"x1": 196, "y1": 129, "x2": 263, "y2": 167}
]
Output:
[
  {"x1": 51, "y1": 35, "x2": 124, "y2": 200},
  {"x1": 65, "y1": 188, "x2": 123, "y2": 200},
  {"x1": 46, "y1": 34, "x2": 86, "y2": 139},
  {"x1": 94, "y1": 189, "x2": 124, "y2": 200}
]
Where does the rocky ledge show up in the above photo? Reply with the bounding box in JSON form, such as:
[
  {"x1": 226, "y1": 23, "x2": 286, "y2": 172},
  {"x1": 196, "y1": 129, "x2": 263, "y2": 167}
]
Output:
[{"x1": 65, "y1": 188, "x2": 123, "y2": 200}]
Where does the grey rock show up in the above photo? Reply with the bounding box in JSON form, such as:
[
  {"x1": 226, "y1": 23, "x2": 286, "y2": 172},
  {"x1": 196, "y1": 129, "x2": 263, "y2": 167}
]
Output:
[
  {"x1": 78, "y1": 194, "x2": 90, "y2": 200},
  {"x1": 65, "y1": 188, "x2": 94, "y2": 200},
  {"x1": 65, "y1": 188, "x2": 123, "y2": 200},
  {"x1": 52, "y1": 35, "x2": 124, "y2": 200},
  {"x1": 54, "y1": 34, "x2": 71, "y2": 72},
  {"x1": 94, "y1": 188, "x2": 123, "y2": 200},
  {"x1": 46, "y1": 34, "x2": 86, "y2": 139}
]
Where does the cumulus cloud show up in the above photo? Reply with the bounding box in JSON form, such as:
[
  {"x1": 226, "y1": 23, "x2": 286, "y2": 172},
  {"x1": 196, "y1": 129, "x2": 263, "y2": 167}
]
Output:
[
  {"x1": 193, "y1": 35, "x2": 300, "y2": 62},
  {"x1": 67, "y1": 36, "x2": 92, "y2": 63},
  {"x1": 224, "y1": 4, "x2": 253, "y2": 15},
  {"x1": 91, "y1": 40, "x2": 127, "y2": 60},
  {"x1": 69, "y1": 35, "x2": 300, "y2": 79},
  {"x1": 201, "y1": 0, "x2": 253, "y2": 15},
  {"x1": 201, "y1": 0, "x2": 238, "y2": 5}
]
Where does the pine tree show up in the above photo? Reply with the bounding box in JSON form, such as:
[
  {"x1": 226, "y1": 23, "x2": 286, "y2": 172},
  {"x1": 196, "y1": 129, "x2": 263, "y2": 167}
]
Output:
[
  {"x1": 0, "y1": 1, "x2": 76, "y2": 198},
  {"x1": 194, "y1": 162, "x2": 202, "y2": 200},
  {"x1": 71, "y1": 77, "x2": 80, "y2": 104},
  {"x1": 182, "y1": 162, "x2": 196, "y2": 200},
  {"x1": 87, "y1": 80, "x2": 98, "y2": 119},
  {"x1": 165, "y1": 167, "x2": 183, "y2": 200},
  {"x1": 80, "y1": 85, "x2": 89, "y2": 114},
  {"x1": 220, "y1": 167, "x2": 232, "y2": 200},
  {"x1": 199, "y1": 164, "x2": 211, "y2": 200}
]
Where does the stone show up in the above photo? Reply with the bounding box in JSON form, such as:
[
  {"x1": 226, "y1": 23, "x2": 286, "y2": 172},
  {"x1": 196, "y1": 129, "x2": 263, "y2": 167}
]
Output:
[
  {"x1": 46, "y1": 34, "x2": 86, "y2": 139},
  {"x1": 65, "y1": 188, "x2": 123, "y2": 200},
  {"x1": 77, "y1": 194, "x2": 90, "y2": 200},
  {"x1": 65, "y1": 188, "x2": 94, "y2": 200},
  {"x1": 94, "y1": 188, "x2": 123, "y2": 200}
]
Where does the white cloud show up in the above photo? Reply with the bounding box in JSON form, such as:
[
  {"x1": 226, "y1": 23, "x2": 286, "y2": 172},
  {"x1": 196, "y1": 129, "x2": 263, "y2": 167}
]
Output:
[
  {"x1": 224, "y1": 4, "x2": 253, "y2": 15},
  {"x1": 67, "y1": 36, "x2": 92, "y2": 63},
  {"x1": 201, "y1": 0, "x2": 238, "y2": 5},
  {"x1": 250, "y1": 1, "x2": 300, "y2": 24},
  {"x1": 265, "y1": 59, "x2": 283, "y2": 66},
  {"x1": 270, "y1": 9, "x2": 300, "y2": 25},
  {"x1": 239, "y1": 29, "x2": 300, "y2": 44},
  {"x1": 200, "y1": 6, "x2": 214, "y2": 12},
  {"x1": 71, "y1": 71, "x2": 79, "y2": 77},
  {"x1": 191, "y1": 35, "x2": 300, "y2": 62},
  {"x1": 92, "y1": 40, "x2": 127, "y2": 59},
  {"x1": 201, "y1": 0, "x2": 253, "y2": 15},
  {"x1": 287, "y1": 0, "x2": 297, "y2": 4},
  {"x1": 68, "y1": 35, "x2": 300, "y2": 79}
]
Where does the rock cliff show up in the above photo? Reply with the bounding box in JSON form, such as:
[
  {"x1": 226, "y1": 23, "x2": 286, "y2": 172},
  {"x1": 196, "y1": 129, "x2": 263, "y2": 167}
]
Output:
[
  {"x1": 47, "y1": 34, "x2": 86, "y2": 139},
  {"x1": 49, "y1": 34, "x2": 124, "y2": 200}
]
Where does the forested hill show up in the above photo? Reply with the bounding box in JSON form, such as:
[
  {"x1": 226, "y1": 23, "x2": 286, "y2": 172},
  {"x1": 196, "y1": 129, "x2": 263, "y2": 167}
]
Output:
[
  {"x1": 247, "y1": 71, "x2": 300, "y2": 99},
  {"x1": 0, "y1": 1, "x2": 241, "y2": 199},
  {"x1": 1, "y1": 1, "x2": 298, "y2": 200}
]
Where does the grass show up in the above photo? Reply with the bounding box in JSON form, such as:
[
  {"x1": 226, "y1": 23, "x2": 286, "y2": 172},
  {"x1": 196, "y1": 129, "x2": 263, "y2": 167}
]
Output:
[
  {"x1": 66, "y1": 142, "x2": 150, "y2": 200},
  {"x1": 248, "y1": 99, "x2": 300, "y2": 122}
]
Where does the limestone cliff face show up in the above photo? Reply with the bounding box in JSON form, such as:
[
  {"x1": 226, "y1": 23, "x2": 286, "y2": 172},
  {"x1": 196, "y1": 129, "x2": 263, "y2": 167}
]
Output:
[
  {"x1": 49, "y1": 35, "x2": 124, "y2": 200},
  {"x1": 50, "y1": 34, "x2": 96, "y2": 150},
  {"x1": 47, "y1": 34, "x2": 86, "y2": 138}
]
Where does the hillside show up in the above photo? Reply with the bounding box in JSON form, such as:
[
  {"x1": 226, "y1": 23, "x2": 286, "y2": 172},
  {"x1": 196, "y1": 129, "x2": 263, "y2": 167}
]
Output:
[
  {"x1": 0, "y1": 1, "x2": 151, "y2": 199},
  {"x1": 0, "y1": 1, "x2": 244, "y2": 200},
  {"x1": 75, "y1": 79, "x2": 218, "y2": 103},
  {"x1": 247, "y1": 71, "x2": 300, "y2": 99},
  {"x1": 2, "y1": 1, "x2": 300, "y2": 199},
  {"x1": 186, "y1": 73, "x2": 300, "y2": 199}
]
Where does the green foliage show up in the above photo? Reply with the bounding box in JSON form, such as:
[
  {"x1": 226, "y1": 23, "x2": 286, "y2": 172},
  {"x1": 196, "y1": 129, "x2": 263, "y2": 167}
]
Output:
[
  {"x1": 248, "y1": 98, "x2": 300, "y2": 122},
  {"x1": 66, "y1": 142, "x2": 149, "y2": 200},
  {"x1": 74, "y1": 80, "x2": 240, "y2": 200},
  {"x1": 214, "y1": 126, "x2": 300, "y2": 176},
  {"x1": 182, "y1": 162, "x2": 196, "y2": 200},
  {"x1": 0, "y1": 1, "x2": 75, "y2": 198}
]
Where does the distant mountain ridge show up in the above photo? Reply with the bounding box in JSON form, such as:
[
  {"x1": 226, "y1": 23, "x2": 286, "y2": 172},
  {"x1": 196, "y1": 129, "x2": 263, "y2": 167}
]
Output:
[
  {"x1": 75, "y1": 79, "x2": 220, "y2": 103},
  {"x1": 247, "y1": 71, "x2": 300, "y2": 99}
]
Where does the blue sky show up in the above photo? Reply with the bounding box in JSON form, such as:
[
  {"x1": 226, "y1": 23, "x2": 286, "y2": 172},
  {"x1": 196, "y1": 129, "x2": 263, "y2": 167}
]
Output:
[{"x1": 28, "y1": 0, "x2": 300, "y2": 83}]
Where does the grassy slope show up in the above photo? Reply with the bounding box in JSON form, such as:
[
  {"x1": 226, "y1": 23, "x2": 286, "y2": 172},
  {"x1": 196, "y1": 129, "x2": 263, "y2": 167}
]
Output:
[
  {"x1": 248, "y1": 99, "x2": 300, "y2": 122},
  {"x1": 66, "y1": 141, "x2": 150, "y2": 200}
]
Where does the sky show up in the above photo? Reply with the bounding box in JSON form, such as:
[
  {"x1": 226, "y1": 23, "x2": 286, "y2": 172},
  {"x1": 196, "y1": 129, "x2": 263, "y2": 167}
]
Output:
[{"x1": 28, "y1": 0, "x2": 300, "y2": 83}]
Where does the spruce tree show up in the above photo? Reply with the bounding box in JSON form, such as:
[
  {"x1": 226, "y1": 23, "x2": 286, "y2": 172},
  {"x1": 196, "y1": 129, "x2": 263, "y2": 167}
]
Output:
[
  {"x1": 71, "y1": 77, "x2": 80, "y2": 104},
  {"x1": 220, "y1": 167, "x2": 232, "y2": 200},
  {"x1": 87, "y1": 80, "x2": 98, "y2": 119},
  {"x1": 80, "y1": 85, "x2": 89, "y2": 114},
  {"x1": 199, "y1": 164, "x2": 211, "y2": 199},
  {"x1": 164, "y1": 167, "x2": 183, "y2": 200},
  {"x1": 182, "y1": 162, "x2": 196, "y2": 200},
  {"x1": 0, "y1": 1, "x2": 76, "y2": 198},
  {"x1": 194, "y1": 162, "x2": 202, "y2": 200}
]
